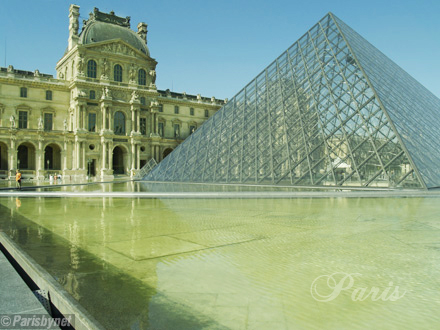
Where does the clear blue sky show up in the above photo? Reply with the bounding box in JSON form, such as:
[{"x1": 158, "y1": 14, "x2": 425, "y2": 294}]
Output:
[{"x1": 1, "y1": 0, "x2": 440, "y2": 100}]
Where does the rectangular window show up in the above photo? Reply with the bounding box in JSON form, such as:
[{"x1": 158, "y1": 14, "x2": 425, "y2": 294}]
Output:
[
  {"x1": 90, "y1": 90, "x2": 95, "y2": 100},
  {"x1": 189, "y1": 125, "x2": 196, "y2": 134},
  {"x1": 18, "y1": 111, "x2": 28, "y2": 129},
  {"x1": 174, "y1": 106, "x2": 179, "y2": 114},
  {"x1": 20, "y1": 87, "x2": 27, "y2": 98},
  {"x1": 88, "y1": 113, "x2": 96, "y2": 132},
  {"x1": 140, "y1": 117, "x2": 147, "y2": 135},
  {"x1": 158, "y1": 122, "x2": 164, "y2": 137},
  {"x1": 44, "y1": 113, "x2": 53, "y2": 131},
  {"x1": 190, "y1": 107, "x2": 194, "y2": 116},
  {"x1": 205, "y1": 109, "x2": 209, "y2": 118},
  {"x1": 174, "y1": 124, "x2": 180, "y2": 138},
  {"x1": 46, "y1": 90, "x2": 52, "y2": 100},
  {"x1": 159, "y1": 104, "x2": 163, "y2": 112}
]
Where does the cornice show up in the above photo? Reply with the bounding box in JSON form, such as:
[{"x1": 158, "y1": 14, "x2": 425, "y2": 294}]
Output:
[
  {"x1": 157, "y1": 96, "x2": 222, "y2": 109},
  {"x1": 0, "y1": 76, "x2": 69, "y2": 91}
]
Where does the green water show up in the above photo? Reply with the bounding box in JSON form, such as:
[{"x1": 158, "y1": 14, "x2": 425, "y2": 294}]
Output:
[{"x1": 0, "y1": 184, "x2": 439, "y2": 329}]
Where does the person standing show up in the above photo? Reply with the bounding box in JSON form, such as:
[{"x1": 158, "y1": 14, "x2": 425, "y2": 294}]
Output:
[{"x1": 16, "y1": 170, "x2": 22, "y2": 190}]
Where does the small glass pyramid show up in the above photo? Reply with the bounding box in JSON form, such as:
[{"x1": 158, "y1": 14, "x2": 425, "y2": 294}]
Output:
[{"x1": 145, "y1": 13, "x2": 440, "y2": 189}]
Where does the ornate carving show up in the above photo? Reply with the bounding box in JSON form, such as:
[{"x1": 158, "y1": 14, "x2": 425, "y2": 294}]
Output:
[
  {"x1": 130, "y1": 91, "x2": 139, "y2": 103},
  {"x1": 137, "y1": 22, "x2": 148, "y2": 43},
  {"x1": 69, "y1": 5, "x2": 80, "y2": 36},
  {"x1": 101, "y1": 87, "x2": 112, "y2": 99},
  {"x1": 38, "y1": 116, "x2": 43, "y2": 130},
  {"x1": 149, "y1": 69, "x2": 156, "y2": 84},
  {"x1": 10, "y1": 115, "x2": 15, "y2": 128},
  {"x1": 129, "y1": 64, "x2": 136, "y2": 83},
  {"x1": 77, "y1": 54, "x2": 84, "y2": 76},
  {"x1": 101, "y1": 42, "x2": 135, "y2": 56},
  {"x1": 101, "y1": 59, "x2": 109, "y2": 79}
]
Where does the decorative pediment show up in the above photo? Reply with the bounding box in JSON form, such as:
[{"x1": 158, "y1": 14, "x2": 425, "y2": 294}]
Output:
[
  {"x1": 83, "y1": 40, "x2": 152, "y2": 60},
  {"x1": 41, "y1": 106, "x2": 56, "y2": 117}
]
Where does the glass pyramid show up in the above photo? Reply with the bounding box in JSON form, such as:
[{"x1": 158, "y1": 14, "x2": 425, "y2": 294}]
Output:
[{"x1": 145, "y1": 13, "x2": 440, "y2": 189}]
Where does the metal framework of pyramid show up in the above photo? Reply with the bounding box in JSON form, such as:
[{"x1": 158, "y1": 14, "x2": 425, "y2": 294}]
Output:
[{"x1": 145, "y1": 13, "x2": 440, "y2": 189}]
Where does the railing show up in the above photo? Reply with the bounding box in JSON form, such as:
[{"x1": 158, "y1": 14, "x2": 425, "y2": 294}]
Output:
[{"x1": 134, "y1": 158, "x2": 158, "y2": 179}]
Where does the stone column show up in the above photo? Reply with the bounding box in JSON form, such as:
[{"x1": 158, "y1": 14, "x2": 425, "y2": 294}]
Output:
[
  {"x1": 155, "y1": 113, "x2": 159, "y2": 135},
  {"x1": 102, "y1": 141, "x2": 107, "y2": 169},
  {"x1": 136, "y1": 144, "x2": 140, "y2": 169},
  {"x1": 108, "y1": 108, "x2": 112, "y2": 131},
  {"x1": 131, "y1": 109, "x2": 136, "y2": 133},
  {"x1": 108, "y1": 144, "x2": 113, "y2": 171},
  {"x1": 76, "y1": 140, "x2": 80, "y2": 169},
  {"x1": 63, "y1": 140, "x2": 68, "y2": 171},
  {"x1": 83, "y1": 107, "x2": 87, "y2": 130},
  {"x1": 102, "y1": 107, "x2": 106, "y2": 130},
  {"x1": 131, "y1": 142, "x2": 136, "y2": 171},
  {"x1": 9, "y1": 138, "x2": 16, "y2": 173},
  {"x1": 76, "y1": 105, "x2": 81, "y2": 130},
  {"x1": 36, "y1": 138, "x2": 44, "y2": 179},
  {"x1": 82, "y1": 142, "x2": 86, "y2": 170},
  {"x1": 136, "y1": 110, "x2": 140, "y2": 133},
  {"x1": 61, "y1": 151, "x2": 67, "y2": 171}
]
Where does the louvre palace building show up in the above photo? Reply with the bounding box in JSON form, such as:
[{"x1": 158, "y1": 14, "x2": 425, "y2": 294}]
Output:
[{"x1": 0, "y1": 5, "x2": 224, "y2": 180}]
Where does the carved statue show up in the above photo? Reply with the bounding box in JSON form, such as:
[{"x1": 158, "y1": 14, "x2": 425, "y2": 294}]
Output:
[
  {"x1": 102, "y1": 87, "x2": 111, "y2": 99},
  {"x1": 129, "y1": 64, "x2": 136, "y2": 82},
  {"x1": 38, "y1": 116, "x2": 44, "y2": 130},
  {"x1": 77, "y1": 54, "x2": 84, "y2": 75},
  {"x1": 130, "y1": 91, "x2": 139, "y2": 103},
  {"x1": 34, "y1": 70, "x2": 40, "y2": 77},
  {"x1": 63, "y1": 119, "x2": 68, "y2": 132},
  {"x1": 7, "y1": 65, "x2": 14, "y2": 73},
  {"x1": 10, "y1": 115, "x2": 15, "y2": 128},
  {"x1": 78, "y1": 89, "x2": 87, "y2": 97},
  {"x1": 149, "y1": 69, "x2": 156, "y2": 84},
  {"x1": 101, "y1": 59, "x2": 109, "y2": 78}
]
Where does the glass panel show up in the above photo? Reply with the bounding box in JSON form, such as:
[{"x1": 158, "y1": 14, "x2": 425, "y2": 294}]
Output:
[
  {"x1": 145, "y1": 13, "x2": 428, "y2": 189},
  {"x1": 88, "y1": 113, "x2": 96, "y2": 132},
  {"x1": 87, "y1": 60, "x2": 97, "y2": 78},
  {"x1": 138, "y1": 69, "x2": 146, "y2": 85},
  {"x1": 140, "y1": 118, "x2": 147, "y2": 135}
]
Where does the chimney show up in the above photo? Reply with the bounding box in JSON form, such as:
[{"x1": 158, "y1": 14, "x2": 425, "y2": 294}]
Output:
[
  {"x1": 137, "y1": 22, "x2": 148, "y2": 44},
  {"x1": 68, "y1": 4, "x2": 80, "y2": 51}
]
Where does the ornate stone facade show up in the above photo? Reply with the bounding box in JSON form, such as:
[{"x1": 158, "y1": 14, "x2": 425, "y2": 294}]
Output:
[{"x1": 0, "y1": 5, "x2": 224, "y2": 180}]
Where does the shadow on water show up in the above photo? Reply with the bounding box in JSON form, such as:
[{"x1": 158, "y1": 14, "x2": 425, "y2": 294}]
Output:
[{"x1": 0, "y1": 203, "x2": 226, "y2": 330}]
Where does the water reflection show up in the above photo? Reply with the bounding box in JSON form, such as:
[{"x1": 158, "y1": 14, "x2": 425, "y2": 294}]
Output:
[{"x1": 0, "y1": 193, "x2": 439, "y2": 329}]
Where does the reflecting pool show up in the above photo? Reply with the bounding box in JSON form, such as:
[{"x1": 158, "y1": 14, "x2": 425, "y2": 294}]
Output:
[{"x1": 0, "y1": 182, "x2": 439, "y2": 329}]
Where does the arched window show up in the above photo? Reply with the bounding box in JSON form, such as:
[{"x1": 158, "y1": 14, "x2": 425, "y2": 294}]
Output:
[
  {"x1": 87, "y1": 60, "x2": 97, "y2": 78},
  {"x1": 114, "y1": 64, "x2": 123, "y2": 82},
  {"x1": 114, "y1": 111, "x2": 125, "y2": 135},
  {"x1": 138, "y1": 69, "x2": 146, "y2": 85}
]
